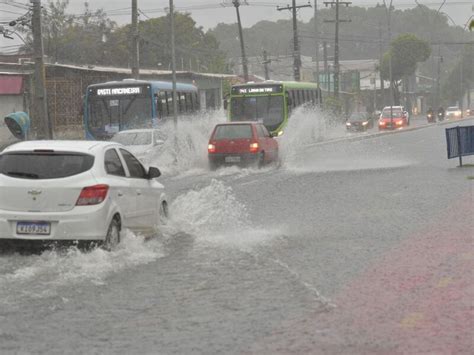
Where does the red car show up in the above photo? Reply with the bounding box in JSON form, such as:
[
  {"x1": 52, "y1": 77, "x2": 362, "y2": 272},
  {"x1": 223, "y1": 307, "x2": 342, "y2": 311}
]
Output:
[
  {"x1": 378, "y1": 108, "x2": 409, "y2": 131},
  {"x1": 208, "y1": 122, "x2": 279, "y2": 169}
]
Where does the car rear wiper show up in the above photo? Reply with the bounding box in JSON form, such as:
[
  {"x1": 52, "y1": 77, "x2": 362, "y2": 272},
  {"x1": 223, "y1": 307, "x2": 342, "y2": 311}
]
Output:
[{"x1": 6, "y1": 171, "x2": 40, "y2": 179}]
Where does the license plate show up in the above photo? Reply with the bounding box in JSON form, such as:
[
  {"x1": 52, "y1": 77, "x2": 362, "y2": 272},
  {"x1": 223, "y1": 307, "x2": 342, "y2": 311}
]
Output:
[
  {"x1": 16, "y1": 221, "x2": 51, "y2": 235},
  {"x1": 225, "y1": 156, "x2": 241, "y2": 163}
]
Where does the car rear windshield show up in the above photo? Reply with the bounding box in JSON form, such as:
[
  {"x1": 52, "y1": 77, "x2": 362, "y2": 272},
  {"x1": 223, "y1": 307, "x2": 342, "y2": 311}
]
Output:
[
  {"x1": 213, "y1": 125, "x2": 253, "y2": 139},
  {"x1": 0, "y1": 152, "x2": 94, "y2": 179},
  {"x1": 349, "y1": 113, "x2": 368, "y2": 120},
  {"x1": 381, "y1": 110, "x2": 402, "y2": 118}
]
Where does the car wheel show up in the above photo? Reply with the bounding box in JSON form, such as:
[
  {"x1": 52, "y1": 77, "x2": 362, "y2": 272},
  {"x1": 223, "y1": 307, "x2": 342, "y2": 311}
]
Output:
[
  {"x1": 159, "y1": 201, "x2": 169, "y2": 224},
  {"x1": 103, "y1": 218, "x2": 120, "y2": 251},
  {"x1": 258, "y1": 152, "x2": 265, "y2": 168},
  {"x1": 209, "y1": 160, "x2": 218, "y2": 171}
]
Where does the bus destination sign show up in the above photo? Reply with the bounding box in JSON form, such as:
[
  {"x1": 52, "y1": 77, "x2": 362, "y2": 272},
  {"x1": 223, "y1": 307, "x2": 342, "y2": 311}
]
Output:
[
  {"x1": 232, "y1": 85, "x2": 282, "y2": 95},
  {"x1": 95, "y1": 87, "x2": 143, "y2": 96}
]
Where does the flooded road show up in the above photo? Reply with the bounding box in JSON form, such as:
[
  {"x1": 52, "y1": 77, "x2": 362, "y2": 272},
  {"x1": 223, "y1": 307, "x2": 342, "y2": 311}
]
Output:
[{"x1": 1, "y1": 116, "x2": 473, "y2": 354}]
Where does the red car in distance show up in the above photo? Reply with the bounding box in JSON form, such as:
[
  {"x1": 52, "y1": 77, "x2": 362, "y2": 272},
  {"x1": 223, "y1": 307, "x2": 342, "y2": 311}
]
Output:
[
  {"x1": 208, "y1": 122, "x2": 279, "y2": 170},
  {"x1": 378, "y1": 107, "x2": 409, "y2": 131}
]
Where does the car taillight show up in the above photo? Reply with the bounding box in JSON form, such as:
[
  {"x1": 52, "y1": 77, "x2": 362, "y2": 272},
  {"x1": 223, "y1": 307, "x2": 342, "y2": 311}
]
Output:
[
  {"x1": 76, "y1": 184, "x2": 109, "y2": 206},
  {"x1": 249, "y1": 142, "x2": 259, "y2": 153},
  {"x1": 208, "y1": 143, "x2": 216, "y2": 153}
]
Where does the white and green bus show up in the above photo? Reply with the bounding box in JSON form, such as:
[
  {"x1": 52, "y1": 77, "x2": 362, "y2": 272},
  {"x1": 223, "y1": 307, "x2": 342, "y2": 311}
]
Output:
[{"x1": 226, "y1": 81, "x2": 322, "y2": 135}]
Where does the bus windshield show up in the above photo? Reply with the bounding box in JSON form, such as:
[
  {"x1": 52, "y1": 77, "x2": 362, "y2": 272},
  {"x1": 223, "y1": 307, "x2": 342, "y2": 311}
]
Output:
[
  {"x1": 86, "y1": 89, "x2": 152, "y2": 138},
  {"x1": 230, "y1": 95, "x2": 284, "y2": 132}
]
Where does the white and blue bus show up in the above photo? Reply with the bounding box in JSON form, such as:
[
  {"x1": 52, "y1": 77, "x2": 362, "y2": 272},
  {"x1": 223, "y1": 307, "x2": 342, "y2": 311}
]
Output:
[{"x1": 84, "y1": 79, "x2": 199, "y2": 139}]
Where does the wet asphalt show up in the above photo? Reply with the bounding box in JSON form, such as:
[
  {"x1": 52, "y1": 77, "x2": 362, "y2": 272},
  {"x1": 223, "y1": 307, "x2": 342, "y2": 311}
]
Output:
[{"x1": 0, "y1": 118, "x2": 473, "y2": 354}]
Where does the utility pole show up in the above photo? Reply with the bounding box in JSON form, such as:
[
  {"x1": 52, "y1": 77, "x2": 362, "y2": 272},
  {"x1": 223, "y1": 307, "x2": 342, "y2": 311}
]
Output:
[
  {"x1": 232, "y1": 0, "x2": 249, "y2": 82},
  {"x1": 436, "y1": 45, "x2": 442, "y2": 109},
  {"x1": 169, "y1": 0, "x2": 178, "y2": 128},
  {"x1": 277, "y1": 1, "x2": 312, "y2": 82},
  {"x1": 378, "y1": 21, "x2": 385, "y2": 107},
  {"x1": 263, "y1": 50, "x2": 270, "y2": 80},
  {"x1": 324, "y1": 0, "x2": 351, "y2": 97},
  {"x1": 382, "y1": 0, "x2": 394, "y2": 125},
  {"x1": 323, "y1": 41, "x2": 328, "y2": 91},
  {"x1": 314, "y1": 0, "x2": 320, "y2": 86},
  {"x1": 131, "y1": 0, "x2": 139, "y2": 79},
  {"x1": 31, "y1": 0, "x2": 51, "y2": 139}
]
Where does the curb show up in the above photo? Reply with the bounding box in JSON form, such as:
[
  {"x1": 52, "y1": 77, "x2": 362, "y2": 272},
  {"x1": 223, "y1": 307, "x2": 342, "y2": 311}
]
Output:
[{"x1": 305, "y1": 117, "x2": 474, "y2": 148}]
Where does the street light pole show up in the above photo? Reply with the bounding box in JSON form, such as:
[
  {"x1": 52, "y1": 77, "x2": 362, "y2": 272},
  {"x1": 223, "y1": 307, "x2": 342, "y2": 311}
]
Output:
[
  {"x1": 169, "y1": 0, "x2": 178, "y2": 128},
  {"x1": 314, "y1": 0, "x2": 320, "y2": 86}
]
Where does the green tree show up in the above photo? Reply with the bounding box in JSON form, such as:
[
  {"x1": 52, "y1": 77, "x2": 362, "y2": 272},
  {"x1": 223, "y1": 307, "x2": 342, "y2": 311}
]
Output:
[
  {"x1": 441, "y1": 45, "x2": 474, "y2": 106},
  {"x1": 380, "y1": 33, "x2": 431, "y2": 104},
  {"x1": 17, "y1": 0, "x2": 116, "y2": 64},
  {"x1": 108, "y1": 12, "x2": 227, "y2": 73}
]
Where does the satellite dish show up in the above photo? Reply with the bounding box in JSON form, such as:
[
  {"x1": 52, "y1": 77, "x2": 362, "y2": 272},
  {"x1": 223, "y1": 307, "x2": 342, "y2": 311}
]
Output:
[{"x1": 4, "y1": 112, "x2": 30, "y2": 140}]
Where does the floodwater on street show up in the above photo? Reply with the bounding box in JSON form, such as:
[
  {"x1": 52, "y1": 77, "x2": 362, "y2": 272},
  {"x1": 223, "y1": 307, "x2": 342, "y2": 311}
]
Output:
[{"x1": 1, "y1": 113, "x2": 473, "y2": 354}]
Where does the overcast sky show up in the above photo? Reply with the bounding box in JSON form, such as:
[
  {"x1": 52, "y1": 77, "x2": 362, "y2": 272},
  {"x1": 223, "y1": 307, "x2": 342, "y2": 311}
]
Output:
[{"x1": 1, "y1": 0, "x2": 473, "y2": 53}]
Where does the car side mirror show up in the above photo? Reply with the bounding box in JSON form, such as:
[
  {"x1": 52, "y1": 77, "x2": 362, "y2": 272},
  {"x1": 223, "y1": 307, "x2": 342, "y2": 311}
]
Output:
[{"x1": 147, "y1": 166, "x2": 161, "y2": 179}]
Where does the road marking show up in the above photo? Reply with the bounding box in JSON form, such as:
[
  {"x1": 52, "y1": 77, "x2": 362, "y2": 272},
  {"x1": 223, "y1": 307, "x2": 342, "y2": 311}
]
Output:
[
  {"x1": 400, "y1": 312, "x2": 424, "y2": 328},
  {"x1": 436, "y1": 277, "x2": 453, "y2": 288}
]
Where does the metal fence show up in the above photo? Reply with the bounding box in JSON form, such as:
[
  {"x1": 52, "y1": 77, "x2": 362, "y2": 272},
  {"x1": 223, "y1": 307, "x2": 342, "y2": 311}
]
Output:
[
  {"x1": 45, "y1": 76, "x2": 110, "y2": 138},
  {"x1": 446, "y1": 125, "x2": 474, "y2": 166}
]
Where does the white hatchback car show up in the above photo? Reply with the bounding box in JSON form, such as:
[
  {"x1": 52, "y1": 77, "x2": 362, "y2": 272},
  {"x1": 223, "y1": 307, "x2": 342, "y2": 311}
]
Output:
[
  {"x1": 0, "y1": 140, "x2": 168, "y2": 250},
  {"x1": 111, "y1": 129, "x2": 165, "y2": 163},
  {"x1": 445, "y1": 106, "x2": 463, "y2": 120}
]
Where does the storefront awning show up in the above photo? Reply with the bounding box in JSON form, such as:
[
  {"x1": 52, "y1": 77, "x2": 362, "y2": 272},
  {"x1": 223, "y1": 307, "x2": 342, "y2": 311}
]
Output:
[{"x1": 0, "y1": 75, "x2": 23, "y2": 95}]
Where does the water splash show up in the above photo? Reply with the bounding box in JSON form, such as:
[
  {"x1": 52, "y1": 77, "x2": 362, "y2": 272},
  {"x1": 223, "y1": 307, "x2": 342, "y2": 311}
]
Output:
[
  {"x1": 146, "y1": 110, "x2": 226, "y2": 176},
  {"x1": 168, "y1": 179, "x2": 278, "y2": 247},
  {"x1": 0, "y1": 231, "x2": 164, "y2": 304},
  {"x1": 169, "y1": 179, "x2": 248, "y2": 235},
  {"x1": 278, "y1": 106, "x2": 413, "y2": 173},
  {"x1": 278, "y1": 105, "x2": 344, "y2": 167}
]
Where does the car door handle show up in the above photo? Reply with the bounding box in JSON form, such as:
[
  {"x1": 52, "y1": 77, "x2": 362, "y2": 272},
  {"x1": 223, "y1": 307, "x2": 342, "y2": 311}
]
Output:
[
  {"x1": 136, "y1": 190, "x2": 142, "y2": 196},
  {"x1": 117, "y1": 191, "x2": 124, "y2": 197}
]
